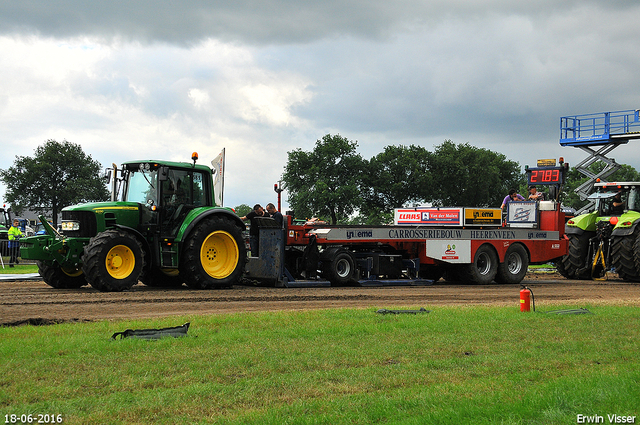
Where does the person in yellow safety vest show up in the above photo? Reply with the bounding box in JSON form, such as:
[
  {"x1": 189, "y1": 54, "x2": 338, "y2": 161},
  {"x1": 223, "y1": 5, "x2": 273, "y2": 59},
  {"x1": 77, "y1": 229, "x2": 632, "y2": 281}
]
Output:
[{"x1": 8, "y1": 219, "x2": 23, "y2": 267}]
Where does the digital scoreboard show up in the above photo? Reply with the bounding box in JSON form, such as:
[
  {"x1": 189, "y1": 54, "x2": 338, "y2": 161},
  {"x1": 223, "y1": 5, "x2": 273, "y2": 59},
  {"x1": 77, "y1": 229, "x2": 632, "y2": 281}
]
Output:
[{"x1": 526, "y1": 166, "x2": 564, "y2": 185}]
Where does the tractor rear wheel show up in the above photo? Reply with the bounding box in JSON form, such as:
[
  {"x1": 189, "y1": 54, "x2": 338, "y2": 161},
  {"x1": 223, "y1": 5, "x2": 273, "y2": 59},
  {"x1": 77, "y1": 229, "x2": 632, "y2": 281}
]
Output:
[
  {"x1": 82, "y1": 229, "x2": 145, "y2": 292},
  {"x1": 181, "y1": 216, "x2": 246, "y2": 289},
  {"x1": 37, "y1": 261, "x2": 87, "y2": 289},
  {"x1": 495, "y1": 244, "x2": 529, "y2": 284},
  {"x1": 555, "y1": 233, "x2": 592, "y2": 280},
  {"x1": 611, "y1": 226, "x2": 640, "y2": 281},
  {"x1": 461, "y1": 244, "x2": 498, "y2": 284}
]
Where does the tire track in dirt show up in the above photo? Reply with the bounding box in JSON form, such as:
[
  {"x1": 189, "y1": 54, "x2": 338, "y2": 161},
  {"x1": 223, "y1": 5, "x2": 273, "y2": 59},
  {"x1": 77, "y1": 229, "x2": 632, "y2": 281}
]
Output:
[{"x1": 1, "y1": 273, "x2": 639, "y2": 325}]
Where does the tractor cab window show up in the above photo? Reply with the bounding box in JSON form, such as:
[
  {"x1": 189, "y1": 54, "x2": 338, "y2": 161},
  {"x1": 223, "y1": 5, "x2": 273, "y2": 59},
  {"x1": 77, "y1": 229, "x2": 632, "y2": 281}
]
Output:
[
  {"x1": 628, "y1": 188, "x2": 639, "y2": 212},
  {"x1": 159, "y1": 168, "x2": 207, "y2": 236},
  {"x1": 126, "y1": 169, "x2": 158, "y2": 205},
  {"x1": 160, "y1": 170, "x2": 205, "y2": 207}
]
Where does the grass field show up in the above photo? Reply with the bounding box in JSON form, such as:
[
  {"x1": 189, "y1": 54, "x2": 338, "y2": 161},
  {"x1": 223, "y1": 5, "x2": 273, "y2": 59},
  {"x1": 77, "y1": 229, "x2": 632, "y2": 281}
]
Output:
[
  {"x1": 1, "y1": 306, "x2": 638, "y2": 424},
  {"x1": 0, "y1": 263, "x2": 38, "y2": 274}
]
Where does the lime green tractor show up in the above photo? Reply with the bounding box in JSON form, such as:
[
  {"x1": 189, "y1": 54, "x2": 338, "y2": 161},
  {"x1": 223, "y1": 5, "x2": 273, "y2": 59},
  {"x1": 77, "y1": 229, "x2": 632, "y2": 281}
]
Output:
[
  {"x1": 20, "y1": 154, "x2": 246, "y2": 291},
  {"x1": 556, "y1": 182, "x2": 640, "y2": 281}
]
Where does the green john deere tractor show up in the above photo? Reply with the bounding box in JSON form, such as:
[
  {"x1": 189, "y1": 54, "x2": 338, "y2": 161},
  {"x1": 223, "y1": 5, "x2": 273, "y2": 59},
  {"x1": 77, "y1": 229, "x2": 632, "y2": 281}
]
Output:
[
  {"x1": 556, "y1": 181, "x2": 640, "y2": 281},
  {"x1": 20, "y1": 154, "x2": 246, "y2": 291}
]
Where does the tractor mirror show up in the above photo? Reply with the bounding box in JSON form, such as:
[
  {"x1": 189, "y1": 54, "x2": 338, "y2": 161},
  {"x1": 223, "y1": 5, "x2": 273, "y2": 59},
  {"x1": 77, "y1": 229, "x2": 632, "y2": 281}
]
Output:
[
  {"x1": 158, "y1": 166, "x2": 169, "y2": 181},
  {"x1": 102, "y1": 168, "x2": 112, "y2": 184}
]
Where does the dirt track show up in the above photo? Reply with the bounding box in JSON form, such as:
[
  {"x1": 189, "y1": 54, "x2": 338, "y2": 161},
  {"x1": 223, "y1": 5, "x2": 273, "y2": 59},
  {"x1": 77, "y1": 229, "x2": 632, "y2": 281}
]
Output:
[{"x1": 1, "y1": 273, "x2": 639, "y2": 325}]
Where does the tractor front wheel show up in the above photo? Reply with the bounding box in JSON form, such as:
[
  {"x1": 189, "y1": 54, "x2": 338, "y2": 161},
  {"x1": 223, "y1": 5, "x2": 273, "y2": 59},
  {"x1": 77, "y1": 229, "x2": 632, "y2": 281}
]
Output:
[
  {"x1": 82, "y1": 229, "x2": 145, "y2": 292},
  {"x1": 611, "y1": 226, "x2": 640, "y2": 281},
  {"x1": 555, "y1": 233, "x2": 592, "y2": 280},
  {"x1": 181, "y1": 216, "x2": 246, "y2": 289},
  {"x1": 38, "y1": 261, "x2": 87, "y2": 289}
]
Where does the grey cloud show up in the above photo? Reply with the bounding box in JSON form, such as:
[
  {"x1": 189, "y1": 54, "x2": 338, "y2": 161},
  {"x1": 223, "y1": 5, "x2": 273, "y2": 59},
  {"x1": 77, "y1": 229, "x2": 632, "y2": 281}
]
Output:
[{"x1": 0, "y1": 0, "x2": 612, "y2": 46}]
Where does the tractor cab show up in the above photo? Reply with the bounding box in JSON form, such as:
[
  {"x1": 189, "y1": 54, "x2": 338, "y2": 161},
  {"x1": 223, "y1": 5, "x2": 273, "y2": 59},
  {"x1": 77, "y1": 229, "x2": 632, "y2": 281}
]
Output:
[
  {"x1": 589, "y1": 182, "x2": 640, "y2": 217},
  {"x1": 111, "y1": 160, "x2": 213, "y2": 238}
]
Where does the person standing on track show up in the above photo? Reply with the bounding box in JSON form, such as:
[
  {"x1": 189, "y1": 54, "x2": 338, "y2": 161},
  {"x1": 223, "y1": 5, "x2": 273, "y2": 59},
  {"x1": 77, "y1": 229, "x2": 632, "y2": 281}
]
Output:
[{"x1": 8, "y1": 219, "x2": 24, "y2": 267}]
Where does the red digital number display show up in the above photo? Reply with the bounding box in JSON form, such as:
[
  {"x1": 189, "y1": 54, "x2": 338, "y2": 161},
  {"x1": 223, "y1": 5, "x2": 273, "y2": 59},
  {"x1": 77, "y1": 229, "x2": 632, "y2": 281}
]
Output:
[{"x1": 528, "y1": 168, "x2": 562, "y2": 184}]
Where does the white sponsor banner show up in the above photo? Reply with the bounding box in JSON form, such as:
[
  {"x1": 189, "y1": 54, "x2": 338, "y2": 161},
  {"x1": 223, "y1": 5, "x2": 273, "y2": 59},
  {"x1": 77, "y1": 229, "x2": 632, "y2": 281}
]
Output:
[{"x1": 425, "y1": 239, "x2": 471, "y2": 263}]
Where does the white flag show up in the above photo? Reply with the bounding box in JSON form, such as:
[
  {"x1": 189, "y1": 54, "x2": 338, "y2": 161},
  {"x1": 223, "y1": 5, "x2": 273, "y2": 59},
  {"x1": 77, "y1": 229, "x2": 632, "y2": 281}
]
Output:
[{"x1": 211, "y1": 148, "x2": 225, "y2": 206}]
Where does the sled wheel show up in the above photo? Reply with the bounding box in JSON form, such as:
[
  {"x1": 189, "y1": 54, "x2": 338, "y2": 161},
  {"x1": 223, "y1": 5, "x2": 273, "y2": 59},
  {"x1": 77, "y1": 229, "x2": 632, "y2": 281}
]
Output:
[
  {"x1": 461, "y1": 244, "x2": 498, "y2": 284},
  {"x1": 322, "y1": 248, "x2": 357, "y2": 286},
  {"x1": 495, "y1": 244, "x2": 529, "y2": 284}
]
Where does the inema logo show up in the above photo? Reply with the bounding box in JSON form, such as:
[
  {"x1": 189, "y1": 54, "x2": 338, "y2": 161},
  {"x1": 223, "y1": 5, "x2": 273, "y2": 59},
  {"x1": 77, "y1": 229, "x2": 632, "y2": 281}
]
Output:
[
  {"x1": 473, "y1": 211, "x2": 494, "y2": 218},
  {"x1": 346, "y1": 230, "x2": 373, "y2": 239}
]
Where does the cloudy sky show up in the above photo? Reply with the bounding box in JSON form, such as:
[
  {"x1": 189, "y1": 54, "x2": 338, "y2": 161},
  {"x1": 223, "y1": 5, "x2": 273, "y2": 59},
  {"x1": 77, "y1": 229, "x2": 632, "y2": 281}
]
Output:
[{"x1": 2, "y1": 0, "x2": 640, "y2": 212}]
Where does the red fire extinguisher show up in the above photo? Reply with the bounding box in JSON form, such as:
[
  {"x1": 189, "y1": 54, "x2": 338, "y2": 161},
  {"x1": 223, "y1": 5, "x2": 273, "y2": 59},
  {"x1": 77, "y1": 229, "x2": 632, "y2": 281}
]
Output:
[{"x1": 520, "y1": 286, "x2": 535, "y2": 312}]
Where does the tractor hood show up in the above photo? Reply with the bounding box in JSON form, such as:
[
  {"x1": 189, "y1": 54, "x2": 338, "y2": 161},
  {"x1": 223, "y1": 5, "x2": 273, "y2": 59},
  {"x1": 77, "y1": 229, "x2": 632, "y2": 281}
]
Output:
[{"x1": 62, "y1": 201, "x2": 144, "y2": 237}]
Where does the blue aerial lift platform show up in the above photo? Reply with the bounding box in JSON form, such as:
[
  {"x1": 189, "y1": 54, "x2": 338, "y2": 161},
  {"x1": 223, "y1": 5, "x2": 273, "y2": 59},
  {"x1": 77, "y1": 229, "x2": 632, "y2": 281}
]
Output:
[
  {"x1": 560, "y1": 109, "x2": 640, "y2": 213},
  {"x1": 560, "y1": 109, "x2": 640, "y2": 146}
]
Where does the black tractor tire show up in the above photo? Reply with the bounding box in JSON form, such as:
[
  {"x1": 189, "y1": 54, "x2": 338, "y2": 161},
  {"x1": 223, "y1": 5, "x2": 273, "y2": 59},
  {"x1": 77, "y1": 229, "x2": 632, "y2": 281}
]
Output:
[
  {"x1": 555, "y1": 233, "x2": 593, "y2": 280},
  {"x1": 180, "y1": 216, "x2": 246, "y2": 289},
  {"x1": 140, "y1": 268, "x2": 184, "y2": 288},
  {"x1": 82, "y1": 229, "x2": 145, "y2": 292},
  {"x1": 37, "y1": 261, "x2": 87, "y2": 289},
  {"x1": 495, "y1": 244, "x2": 529, "y2": 284},
  {"x1": 321, "y1": 248, "x2": 357, "y2": 286},
  {"x1": 460, "y1": 244, "x2": 498, "y2": 284},
  {"x1": 611, "y1": 226, "x2": 640, "y2": 282}
]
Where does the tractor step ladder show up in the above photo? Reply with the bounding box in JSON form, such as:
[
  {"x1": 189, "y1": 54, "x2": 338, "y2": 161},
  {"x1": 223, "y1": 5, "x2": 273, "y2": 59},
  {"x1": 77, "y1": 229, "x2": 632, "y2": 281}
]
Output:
[{"x1": 560, "y1": 110, "x2": 640, "y2": 213}]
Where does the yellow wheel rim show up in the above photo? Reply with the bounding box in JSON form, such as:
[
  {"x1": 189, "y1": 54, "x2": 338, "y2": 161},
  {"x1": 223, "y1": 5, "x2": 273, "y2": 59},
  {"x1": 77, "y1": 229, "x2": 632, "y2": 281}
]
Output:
[
  {"x1": 105, "y1": 244, "x2": 135, "y2": 279},
  {"x1": 200, "y1": 230, "x2": 239, "y2": 279},
  {"x1": 61, "y1": 267, "x2": 83, "y2": 277}
]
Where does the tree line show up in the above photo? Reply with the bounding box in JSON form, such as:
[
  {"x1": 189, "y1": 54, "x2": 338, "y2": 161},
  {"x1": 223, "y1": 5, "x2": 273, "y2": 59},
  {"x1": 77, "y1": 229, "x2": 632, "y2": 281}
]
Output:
[
  {"x1": 3, "y1": 137, "x2": 638, "y2": 226},
  {"x1": 281, "y1": 134, "x2": 525, "y2": 224},
  {"x1": 0, "y1": 140, "x2": 109, "y2": 225}
]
